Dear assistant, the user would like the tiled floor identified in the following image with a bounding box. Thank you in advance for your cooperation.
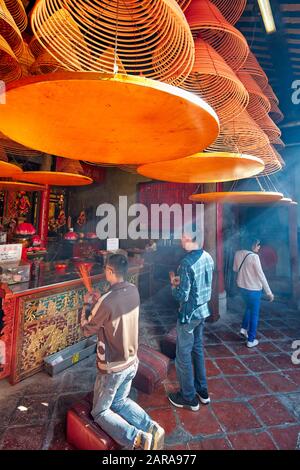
[0,295,299,450]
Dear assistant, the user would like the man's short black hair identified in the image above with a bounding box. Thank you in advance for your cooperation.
[106,254,128,277]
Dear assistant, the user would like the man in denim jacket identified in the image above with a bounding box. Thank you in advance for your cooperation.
[168,234,214,411]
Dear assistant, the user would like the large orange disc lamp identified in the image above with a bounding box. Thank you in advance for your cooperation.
[0,181,45,191]
[0,72,220,165]
[15,171,93,186]
[189,191,284,204]
[30,0,195,86]
[137,152,264,183]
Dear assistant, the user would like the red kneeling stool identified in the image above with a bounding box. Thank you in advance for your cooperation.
[66,397,120,450]
[133,344,170,394]
[160,327,177,359]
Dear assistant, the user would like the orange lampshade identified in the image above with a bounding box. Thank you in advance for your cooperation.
[207,110,270,154]
[184,0,249,70]
[181,38,249,123]
[256,114,281,144]
[4,0,28,33]
[0,150,22,176]
[0,34,22,83]
[189,191,284,204]
[0,72,220,164]
[237,71,271,121]
[16,171,93,186]
[137,152,264,183]
[30,0,195,85]
[239,51,268,90]
[0,0,24,57]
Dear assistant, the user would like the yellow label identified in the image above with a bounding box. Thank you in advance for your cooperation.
[72,352,80,364]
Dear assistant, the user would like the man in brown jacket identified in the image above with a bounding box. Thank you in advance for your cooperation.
[81,254,164,450]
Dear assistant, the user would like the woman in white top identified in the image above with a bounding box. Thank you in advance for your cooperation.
[233,238,274,348]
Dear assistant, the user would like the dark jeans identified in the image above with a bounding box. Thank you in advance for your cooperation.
[175,318,207,402]
[240,288,262,342]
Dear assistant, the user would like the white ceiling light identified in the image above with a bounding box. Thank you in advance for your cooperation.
[257,0,276,33]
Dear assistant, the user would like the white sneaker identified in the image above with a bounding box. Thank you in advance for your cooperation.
[133,431,153,450]
[247,339,259,348]
[240,328,248,339]
[149,421,165,450]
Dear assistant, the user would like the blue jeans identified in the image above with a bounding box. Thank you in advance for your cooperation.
[91,361,153,448]
[175,318,207,402]
[240,288,262,342]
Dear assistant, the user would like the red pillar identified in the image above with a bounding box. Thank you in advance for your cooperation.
[216,183,225,294]
[39,185,50,247]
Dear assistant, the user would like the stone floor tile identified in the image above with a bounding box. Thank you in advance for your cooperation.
[227,375,269,397]
[149,408,177,437]
[9,395,55,426]
[176,406,223,436]
[242,356,277,373]
[205,344,235,358]
[249,395,296,426]
[188,437,232,450]
[207,377,237,400]
[214,358,249,376]
[212,402,262,432]
[228,430,277,450]
[1,425,47,450]
[258,372,299,393]
[269,424,300,450]
[136,385,170,409]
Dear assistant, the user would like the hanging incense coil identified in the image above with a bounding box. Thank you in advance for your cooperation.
[210,0,247,25]
[181,38,249,123]
[30,0,195,85]
[19,42,35,77]
[0,131,45,157]
[237,71,271,121]
[4,0,28,32]
[0,0,23,57]
[256,114,281,144]
[177,0,192,11]
[56,158,85,175]
[30,50,68,75]
[264,83,279,105]
[0,144,8,161]
[0,34,21,82]
[207,111,269,154]
[251,144,284,176]
[184,0,249,71]
[239,51,268,90]
[270,101,284,124]
[272,136,285,149]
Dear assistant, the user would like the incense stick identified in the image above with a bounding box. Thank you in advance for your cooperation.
[76,263,93,293]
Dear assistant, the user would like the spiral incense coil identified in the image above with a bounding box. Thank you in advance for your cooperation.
[176,0,192,11]
[270,101,284,124]
[19,42,35,77]
[0,0,24,57]
[210,0,247,25]
[272,136,285,149]
[56,158,85,175]
[239,50,268,90]
[184,0,249,71]
[256,114,281,144]
[0,144,8,161]
[4,0,28,32]
[31,0,195,85]
[181,38,249,123]
[0,131,45,157]
[252,144,284,176]
[207,111,270,154]
[0,34,21,83]
[237,71,271,121]
[264,83,279,105]
[30,50,68,75]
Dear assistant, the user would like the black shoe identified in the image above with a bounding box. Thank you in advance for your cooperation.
[168,392,199,411]
[196,388,211,405]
